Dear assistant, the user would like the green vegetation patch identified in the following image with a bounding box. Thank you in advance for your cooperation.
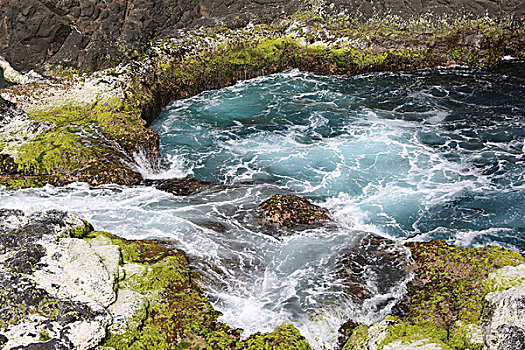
[343,241,523,350]
[0,97,153,187]
[404,240,524,327]
[87,232,311,349]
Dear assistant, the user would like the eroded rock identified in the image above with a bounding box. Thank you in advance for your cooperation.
[483,264,525,350]
[1,0,523,74]
[0,209,108,350]
[338,233,412,301]
[0,209,311,349]
[143,177,228,196]
[258,194,331,230]
[341,240,525,350]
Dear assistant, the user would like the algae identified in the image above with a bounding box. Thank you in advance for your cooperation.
[1,10,523,189]
[90,232,311,349]
[342,240,525,349]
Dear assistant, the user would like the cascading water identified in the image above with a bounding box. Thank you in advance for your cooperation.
[1,61,524,349]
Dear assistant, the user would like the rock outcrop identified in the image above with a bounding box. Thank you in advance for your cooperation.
[258,194,331,230]
[0,209,107,349]
[341,240,525,350]
[483,264,525,350]
[0,0,294,74]
[143,177,229,196]
[339,233,412,301]
[0,209,310,349]
[0,5,524,189]
[0,68,157,187]
[1,0,524,74]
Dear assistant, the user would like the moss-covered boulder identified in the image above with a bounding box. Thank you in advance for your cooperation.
[258,194,331,231]
[342,240,525,350]
[0,209,311,349]
[0,74,159,188]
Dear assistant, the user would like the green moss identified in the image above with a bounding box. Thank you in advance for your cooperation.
[120,255,188,294]
[380,321,450,348]
[62,219,92,239]
[404,241,524,327]
[4,177,48,189]
[39,329,51,342]
[447,321,483,350]
[241,324,310,350]
[0,94,151,188]
[343,242,523,349]
[483,264,525,293]
[95,232,311,349]
[341,325,369,350]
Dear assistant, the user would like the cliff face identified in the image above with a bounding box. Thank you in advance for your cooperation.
[1,0,524,73]
[0,0,299,73]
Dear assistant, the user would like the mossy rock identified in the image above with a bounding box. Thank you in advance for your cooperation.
[402,240,524,327]
[258,194,331,230]
[342,240,525,350]
[92,232,311,349]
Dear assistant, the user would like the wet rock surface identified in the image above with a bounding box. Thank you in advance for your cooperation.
[0,209,310,349]
[258,194,331,230]
[143,177,229,196]
[338,233,412,301]
[341,240,525,350]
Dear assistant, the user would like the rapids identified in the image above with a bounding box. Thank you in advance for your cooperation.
[1,62,524,349]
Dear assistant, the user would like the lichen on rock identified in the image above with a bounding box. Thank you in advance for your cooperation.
[258,194,331,230]
[0,209,312,349]
[341,240,525,350]
[1,3,523,190]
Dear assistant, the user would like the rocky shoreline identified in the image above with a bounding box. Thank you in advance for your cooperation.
[0,208,312,349]
[1,0,525,349]
[1,204,524,349]
[0,6,524,188]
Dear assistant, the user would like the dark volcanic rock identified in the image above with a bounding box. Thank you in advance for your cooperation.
[198,221,227,233]
[258,194,331,229]
[1,0,524,73]
[0,0,300,73]
[143,177,228,196]
[0,209,104,349]
[338,233,412,301]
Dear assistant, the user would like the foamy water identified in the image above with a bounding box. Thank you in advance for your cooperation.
[1,63,524,349]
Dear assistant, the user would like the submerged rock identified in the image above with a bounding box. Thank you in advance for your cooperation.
[0,209,311,349]
[258,194,331,230]
[338,233,412,301]
[342,240,525,350]
[198,220,228,233]
[143,177,229,196]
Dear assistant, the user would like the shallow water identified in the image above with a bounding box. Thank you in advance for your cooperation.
[1,62,524,349]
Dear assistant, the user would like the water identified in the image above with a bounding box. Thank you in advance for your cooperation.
[1,62,524,349]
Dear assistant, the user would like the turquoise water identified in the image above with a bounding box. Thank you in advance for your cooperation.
[1,62,524,349]
[154,63,525,251]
